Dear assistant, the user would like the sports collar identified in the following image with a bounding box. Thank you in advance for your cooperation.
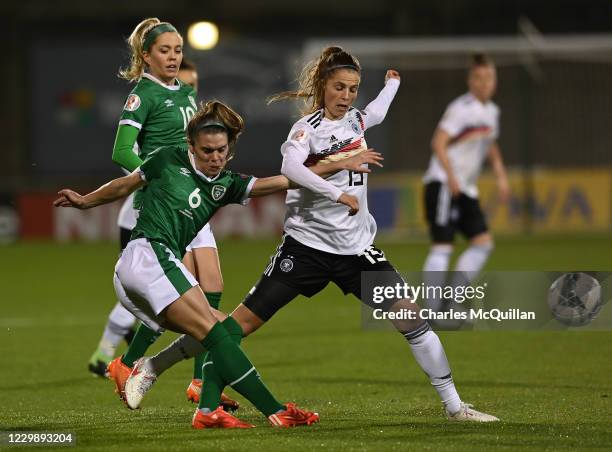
[142,72,181,91]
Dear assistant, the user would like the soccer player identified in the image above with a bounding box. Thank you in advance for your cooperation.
[88,58,204,378]
[422,53,509,314]
[55,100,379,428]
[83,17,231,407]
[126,46,499,422]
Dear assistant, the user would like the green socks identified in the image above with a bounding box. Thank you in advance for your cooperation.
[198,316,238,411]
[121,323,161,368]
[201,320,284,417]
[193,292,222,381]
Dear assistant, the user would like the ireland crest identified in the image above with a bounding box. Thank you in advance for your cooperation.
[211,185,226,201]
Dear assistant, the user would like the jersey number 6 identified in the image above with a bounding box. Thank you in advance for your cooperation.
[189,188,202,208]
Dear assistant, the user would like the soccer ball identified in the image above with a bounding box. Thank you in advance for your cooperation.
[547,272,602,327]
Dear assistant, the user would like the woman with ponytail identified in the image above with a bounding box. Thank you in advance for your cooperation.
[201,46,499,423]
[86,18,231,412]
[55,99,378,428]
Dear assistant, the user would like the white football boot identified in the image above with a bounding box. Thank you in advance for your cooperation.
[124,358,157,410]
[447,402,500,422]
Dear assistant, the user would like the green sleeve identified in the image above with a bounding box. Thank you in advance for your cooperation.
[139,148,166,181]
[226,172,255,204]
[111,125,144,172]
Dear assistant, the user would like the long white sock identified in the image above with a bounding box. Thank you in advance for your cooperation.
[107,302,137,335]
[452,242,493,284]
[97,303,138,356]
[423,245,453,312]
[149,334,204,376]
[404,324,461,414]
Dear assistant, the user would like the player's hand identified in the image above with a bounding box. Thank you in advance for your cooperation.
[385,69,400,82]
[53,189,87,209]
[448,177,461,198]
[497,178,511,203]
[337,193,359,216]
[342,149,384,173]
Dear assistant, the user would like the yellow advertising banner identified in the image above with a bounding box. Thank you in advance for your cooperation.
[372,168,611,235]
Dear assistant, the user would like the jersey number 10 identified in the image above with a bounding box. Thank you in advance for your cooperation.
[179,106,196,130]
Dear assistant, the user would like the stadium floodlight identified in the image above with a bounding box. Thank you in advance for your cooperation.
[187,22,219,50]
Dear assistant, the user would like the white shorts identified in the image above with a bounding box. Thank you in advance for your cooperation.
[117,193,139,230]
[185,222,217,252]
[113,238,198,333]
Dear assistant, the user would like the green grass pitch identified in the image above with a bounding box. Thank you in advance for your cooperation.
[0,234,611,451]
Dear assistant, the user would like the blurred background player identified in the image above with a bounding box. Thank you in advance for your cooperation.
[422,53,509,314]
[88,58,202,377]
[126,46,499,422]
[56,100,321,429]
[86,18,230,408]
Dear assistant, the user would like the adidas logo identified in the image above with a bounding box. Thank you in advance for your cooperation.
[329,135,338,143]
[164,99,174,107]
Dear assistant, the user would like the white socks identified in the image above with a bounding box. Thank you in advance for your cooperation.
[423,245,453,311]
[452,242,493,285]
[99,302,137,353]
[149,334,204,376]
[423,244,453,273]
[405,326,461,414]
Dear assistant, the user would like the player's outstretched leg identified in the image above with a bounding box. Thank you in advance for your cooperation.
[165,290,318,427]
[125,317,239,412]
[400,316,499,422]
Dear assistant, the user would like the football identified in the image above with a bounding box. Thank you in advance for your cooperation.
[547,272,602,326]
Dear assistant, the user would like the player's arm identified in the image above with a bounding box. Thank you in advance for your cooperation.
[431,127,461,197]
[362,70,401,129]
[53,171,145,210]
[487,141,510,202]
[249,150,384,197]
[111,125,144,172]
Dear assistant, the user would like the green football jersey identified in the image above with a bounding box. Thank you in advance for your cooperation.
[131,146,255,258]
[119,73,197,160]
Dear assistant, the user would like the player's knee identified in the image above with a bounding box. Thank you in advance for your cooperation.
[469,233,493,249]
[431,243,454,253]
[231,304,265,337]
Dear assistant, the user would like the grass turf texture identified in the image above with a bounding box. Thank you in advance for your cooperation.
[0,235,611,451]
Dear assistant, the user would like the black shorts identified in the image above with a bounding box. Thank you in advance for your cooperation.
[243,234,406,321]
[424,181,488,243]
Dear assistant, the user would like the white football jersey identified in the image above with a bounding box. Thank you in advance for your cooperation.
[423,92,500,198]
[281,79,400,255]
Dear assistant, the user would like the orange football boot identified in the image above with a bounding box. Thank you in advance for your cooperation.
[186,379,240,412]
[106,356,132,401]
[192,407,254,429]
[268,403,320,427]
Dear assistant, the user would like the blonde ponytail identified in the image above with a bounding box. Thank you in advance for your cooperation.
[268,46,361,115]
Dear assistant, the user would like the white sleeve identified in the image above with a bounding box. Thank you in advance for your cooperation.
[493,107,501,139]
[438,103,466,137]
[362,78,400,130]
[280,124,343,202]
